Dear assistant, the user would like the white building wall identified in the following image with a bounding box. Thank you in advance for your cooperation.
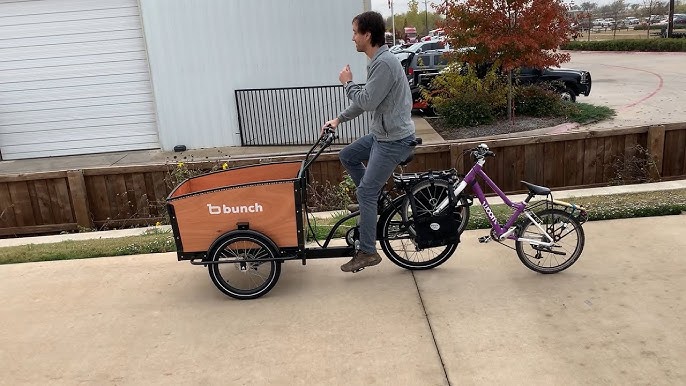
[139,0,371,151]
[0,0,159,160]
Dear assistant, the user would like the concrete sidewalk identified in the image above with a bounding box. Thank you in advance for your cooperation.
[1,179,684,248]
[1,214,684,384]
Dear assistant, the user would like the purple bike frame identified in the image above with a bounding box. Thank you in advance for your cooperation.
[456,160,526,240]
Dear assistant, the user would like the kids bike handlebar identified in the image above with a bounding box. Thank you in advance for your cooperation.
[470,143,496,160]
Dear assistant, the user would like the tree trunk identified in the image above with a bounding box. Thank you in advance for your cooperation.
[668,0,675,38]
[507,70,513,122]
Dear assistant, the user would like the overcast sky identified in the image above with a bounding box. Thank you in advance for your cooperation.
[369,0,633,18]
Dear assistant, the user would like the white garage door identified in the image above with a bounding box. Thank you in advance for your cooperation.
[0,0,159,160]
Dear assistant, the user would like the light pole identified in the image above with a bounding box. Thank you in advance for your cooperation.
[391,0,396,45]
[424,0,429,36]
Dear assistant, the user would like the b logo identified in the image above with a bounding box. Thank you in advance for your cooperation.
[207,203,264,215]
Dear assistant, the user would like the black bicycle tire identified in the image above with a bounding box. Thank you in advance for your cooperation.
[208,232,281,300]
[379,204,458,270]
[515,209,585,274]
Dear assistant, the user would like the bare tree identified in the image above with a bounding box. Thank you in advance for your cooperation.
[580,2,598,41]
[608,0,626,39]
[642,0,665,37]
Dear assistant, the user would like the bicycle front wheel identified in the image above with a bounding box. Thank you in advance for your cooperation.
[515,209,585,274]
[379,203,458,270]
[208,231,281,300]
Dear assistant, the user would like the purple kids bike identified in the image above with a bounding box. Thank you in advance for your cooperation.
[381,143,587,274]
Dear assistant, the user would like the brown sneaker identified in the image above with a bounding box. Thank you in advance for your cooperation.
[341,250,382,272]
[346,203,359,213]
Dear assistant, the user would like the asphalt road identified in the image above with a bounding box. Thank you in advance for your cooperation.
[566,51,686,130]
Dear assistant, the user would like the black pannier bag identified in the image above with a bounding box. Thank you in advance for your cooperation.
[413,208,463,248]
[401,170,464,249]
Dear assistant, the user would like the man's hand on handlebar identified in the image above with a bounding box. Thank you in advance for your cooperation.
[321,118,339,136]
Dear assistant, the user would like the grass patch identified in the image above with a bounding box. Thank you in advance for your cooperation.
[0,228,176,265]
[566,102,616,124]
[306,211,357,241]
[1,189,684,264]
[467,188,686,229]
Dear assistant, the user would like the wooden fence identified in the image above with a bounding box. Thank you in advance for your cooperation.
[1,123,685,238]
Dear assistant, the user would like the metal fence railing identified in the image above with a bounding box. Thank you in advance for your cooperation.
[235,85,372,146]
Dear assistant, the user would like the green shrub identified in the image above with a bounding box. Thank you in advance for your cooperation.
[632,25,659,30]
[425,65,508,127]
[515,84,564,117]
[563,102,616,123]
[562,39,686,52]
[307,173,355,211]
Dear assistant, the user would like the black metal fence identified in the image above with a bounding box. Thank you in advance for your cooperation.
[235,85,372,146]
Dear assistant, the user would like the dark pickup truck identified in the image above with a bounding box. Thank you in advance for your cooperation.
[517,67,592,102]
[398,49,593,109]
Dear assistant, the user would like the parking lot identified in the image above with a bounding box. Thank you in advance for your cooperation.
[566,51,686,130]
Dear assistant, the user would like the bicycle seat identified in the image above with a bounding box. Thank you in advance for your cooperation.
[399,137,422,166]
[521,181,551,196]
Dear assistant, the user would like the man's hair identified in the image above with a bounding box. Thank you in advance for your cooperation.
[353,11,386,47]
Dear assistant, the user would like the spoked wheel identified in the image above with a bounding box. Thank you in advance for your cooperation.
[380,203,458,270]
[208,231,281,300]
[515,209,585,274]
[402,179,470,235]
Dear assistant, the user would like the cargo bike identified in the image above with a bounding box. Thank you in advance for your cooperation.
[167,129,587,300]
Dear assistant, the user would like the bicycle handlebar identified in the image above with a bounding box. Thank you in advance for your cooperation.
[299,125,339,177]
[466,143,496,160]
[321,125,338,146]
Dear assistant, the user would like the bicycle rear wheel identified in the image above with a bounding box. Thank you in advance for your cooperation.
[515,209,585,274]
[379,203,457,270]
[401,179,470,235]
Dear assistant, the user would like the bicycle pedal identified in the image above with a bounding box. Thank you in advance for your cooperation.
[478,235,491,243]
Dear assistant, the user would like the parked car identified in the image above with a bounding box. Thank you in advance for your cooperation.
[516,67,592,102]
[625,17,640,26]
[393,40,448,61]
[403,52,592,111]
[397,48,453,112]
[658,13,686,26]
[593,18,611,28]
[658,14,686,37]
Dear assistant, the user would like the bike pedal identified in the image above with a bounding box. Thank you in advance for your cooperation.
[478,235,491,243]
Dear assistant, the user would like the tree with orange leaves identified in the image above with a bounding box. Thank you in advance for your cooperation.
[436,0,574,120]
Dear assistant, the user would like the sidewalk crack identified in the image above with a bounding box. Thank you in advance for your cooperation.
[412,271,451,386]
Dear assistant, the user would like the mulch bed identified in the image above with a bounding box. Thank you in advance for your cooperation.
[427,116,568,140]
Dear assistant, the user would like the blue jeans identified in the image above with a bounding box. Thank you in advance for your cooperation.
[339,133,415,254]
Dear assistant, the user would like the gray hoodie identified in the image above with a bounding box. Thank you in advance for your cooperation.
[337,45,415,141]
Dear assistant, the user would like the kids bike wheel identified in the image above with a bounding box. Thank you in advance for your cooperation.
[515,209,585,274]
[402,179,470,235]
[208,231,281,300]
[380,204,458,270]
